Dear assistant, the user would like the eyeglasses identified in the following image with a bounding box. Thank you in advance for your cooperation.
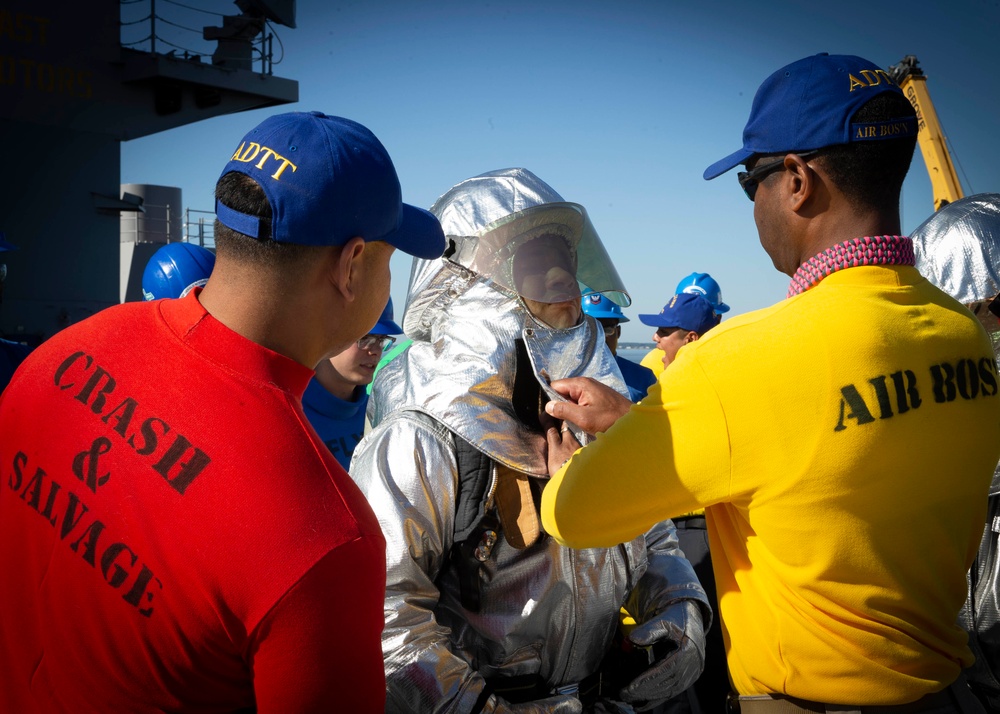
[737,150,821,202]
[655,326,683,339]
[357,334,396,352]
[599,321,619,336]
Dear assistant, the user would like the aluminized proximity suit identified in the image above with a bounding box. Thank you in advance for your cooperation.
[912,193,1000,710]
[351,169,710,713]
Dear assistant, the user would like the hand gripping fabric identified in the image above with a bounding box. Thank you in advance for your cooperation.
[620,600,705,711]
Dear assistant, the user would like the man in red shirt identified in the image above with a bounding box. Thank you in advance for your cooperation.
[0,112,444,713]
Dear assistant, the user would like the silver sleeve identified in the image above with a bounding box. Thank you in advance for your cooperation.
[350,410,490,714]
[627,520,712,629]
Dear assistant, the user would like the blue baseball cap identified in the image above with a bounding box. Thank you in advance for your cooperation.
[581,290,629,323]
[704,53,918,180]
[675,272,729,314]
[639,293,717,335]
[216,111,445,259]
[371,297,403,335]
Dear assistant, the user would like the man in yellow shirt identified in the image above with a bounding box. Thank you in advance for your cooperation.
[640,273,728,377]
[639,292,718,372]
[541,53,1000,712]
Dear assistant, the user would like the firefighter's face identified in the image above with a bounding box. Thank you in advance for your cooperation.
[513,235,581,329]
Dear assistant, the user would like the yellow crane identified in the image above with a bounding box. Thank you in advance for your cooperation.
[887,55,965,211]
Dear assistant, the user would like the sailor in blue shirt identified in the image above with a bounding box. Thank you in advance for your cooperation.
[303,298,402,470]
[581,291,655,403]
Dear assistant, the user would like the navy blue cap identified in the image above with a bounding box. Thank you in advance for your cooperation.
[216,112,445,259]
[639,293,717,335]
[371,297,402,335]
[704,53,917,180]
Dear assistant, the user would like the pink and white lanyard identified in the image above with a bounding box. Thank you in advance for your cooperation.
[787,235,914,298]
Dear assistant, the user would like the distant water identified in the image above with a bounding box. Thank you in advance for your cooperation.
[617,345,654,365]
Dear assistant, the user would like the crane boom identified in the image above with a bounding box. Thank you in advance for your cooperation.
[887,55,964,211]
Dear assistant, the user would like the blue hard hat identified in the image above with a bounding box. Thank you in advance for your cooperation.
[372,297,403,334]
[675,272,729,314]
[581,290,629,323]
[142,243,216,300]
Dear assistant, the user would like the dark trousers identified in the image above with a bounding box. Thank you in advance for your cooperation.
[671,516,729,714]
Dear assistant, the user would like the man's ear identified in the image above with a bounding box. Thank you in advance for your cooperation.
[330,237,366,302]
[784,153,816,213]
[685,331,700,344]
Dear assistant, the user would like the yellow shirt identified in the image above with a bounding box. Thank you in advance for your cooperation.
[642,349,705,519]
[542,266,1000,704]
[639,347,665,377]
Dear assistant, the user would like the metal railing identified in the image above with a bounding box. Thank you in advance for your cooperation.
[120,204,214,248]
[184,209,216,248]
[120,0,283,76]
[121,202,178,243]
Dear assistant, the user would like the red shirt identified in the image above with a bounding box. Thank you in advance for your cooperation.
[0,292,387,712]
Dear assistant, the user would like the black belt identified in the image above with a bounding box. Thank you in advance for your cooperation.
[674,515,707,529]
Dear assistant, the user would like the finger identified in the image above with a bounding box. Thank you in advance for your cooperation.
[545,426,562,450]
[547,377,583,400]
[548,398,607,436]
[544,399,566,419]
[547,427,579,475]
[545,399,585,425]
[538,406,558,432]
[560,426,581,450]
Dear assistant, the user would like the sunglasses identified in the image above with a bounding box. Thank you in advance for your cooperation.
[737,150,821,202]
[655,326,683,339]
[357,334,396,352]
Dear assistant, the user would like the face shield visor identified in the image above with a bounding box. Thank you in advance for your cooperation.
[453,202,630,308]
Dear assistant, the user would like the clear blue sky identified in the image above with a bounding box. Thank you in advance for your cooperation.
[121,0,1000,343]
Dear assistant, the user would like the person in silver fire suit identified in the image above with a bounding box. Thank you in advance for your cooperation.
[351,168,710,714]
[910,193,1000,711]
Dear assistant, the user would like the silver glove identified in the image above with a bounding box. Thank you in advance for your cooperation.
[619,600,705,711]
[485,693,584,714]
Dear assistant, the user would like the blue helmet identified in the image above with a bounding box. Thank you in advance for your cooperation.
[581,290,629,323]
[675,272,729,314]
[372,297,403,334]
[142,243,216,301]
